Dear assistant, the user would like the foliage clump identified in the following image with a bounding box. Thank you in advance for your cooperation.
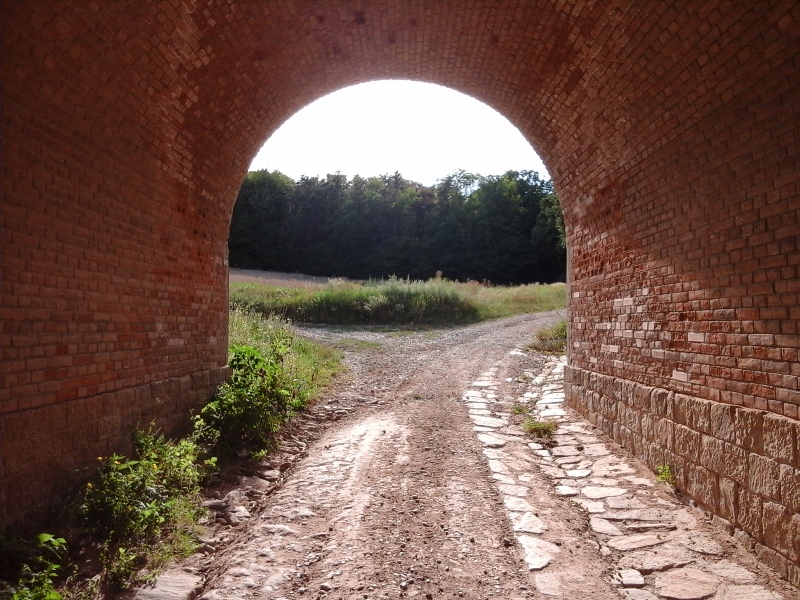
[0,532,67,600]
[528,319,567,354]
[522,418,557,440]
[80,429,210,589]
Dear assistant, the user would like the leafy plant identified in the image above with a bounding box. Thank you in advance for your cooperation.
[80,429,208,589]
[194,343,293,452]
[511,403,528,415]
[522,418,557,440]
[656,465,676,487]
[2,533,67,600]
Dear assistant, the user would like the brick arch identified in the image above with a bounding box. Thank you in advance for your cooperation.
[1,0,799,583]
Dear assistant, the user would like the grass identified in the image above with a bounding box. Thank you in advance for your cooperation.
[522,418,557,440]
[528,319,568,354]
[510,403,529,415]
[229,277,566,326]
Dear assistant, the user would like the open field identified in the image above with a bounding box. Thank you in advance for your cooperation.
[229,269,567,326]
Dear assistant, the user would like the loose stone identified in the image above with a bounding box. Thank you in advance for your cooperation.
[573,498,606,513]
[566,469,592,478]
[555,485,578,497]
[503,496,535,512]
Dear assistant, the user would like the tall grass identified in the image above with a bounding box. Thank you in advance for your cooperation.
[230,277,566,326]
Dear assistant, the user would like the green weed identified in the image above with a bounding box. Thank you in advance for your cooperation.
[511,403,529,415]
[0,533,67,600]
[528,319,567,354]
[655,465,676,487]
[522,418,557,440]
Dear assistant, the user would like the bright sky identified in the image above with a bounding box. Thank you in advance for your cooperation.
[249,80,549,186]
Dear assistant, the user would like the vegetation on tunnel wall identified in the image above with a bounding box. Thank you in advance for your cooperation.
[228,170,566,284]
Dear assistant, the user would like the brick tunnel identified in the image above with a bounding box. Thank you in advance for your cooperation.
[1,0,799,585]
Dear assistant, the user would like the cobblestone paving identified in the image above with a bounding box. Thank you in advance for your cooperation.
[467,354,794,600]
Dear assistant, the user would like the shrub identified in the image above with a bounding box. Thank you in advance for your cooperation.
[194,343,293,452]
[0,533,66,600]
[80,429,208,589]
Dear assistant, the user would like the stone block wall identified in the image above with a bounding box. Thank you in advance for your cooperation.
[566,370,800,587]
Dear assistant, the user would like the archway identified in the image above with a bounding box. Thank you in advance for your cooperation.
[1,0,798,581]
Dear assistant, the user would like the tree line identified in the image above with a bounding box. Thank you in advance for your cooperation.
[228,169,566,284]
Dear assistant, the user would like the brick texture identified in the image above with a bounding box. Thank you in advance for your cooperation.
[1,0,798,579]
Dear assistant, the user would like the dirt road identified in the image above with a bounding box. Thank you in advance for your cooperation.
[171,312,793,600]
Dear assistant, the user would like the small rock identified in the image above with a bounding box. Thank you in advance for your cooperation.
[555,485,578,497]
[279,461,293,472]
[616,569,645,588]
[320,582,333,592]
[654,567,721,599]
[573,498,606,513]
[259,470,281,481]
[201,499,227,510]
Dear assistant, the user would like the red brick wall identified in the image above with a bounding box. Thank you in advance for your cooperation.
[1,0,798,580]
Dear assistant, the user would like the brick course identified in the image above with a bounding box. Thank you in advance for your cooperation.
[1,0,798,581]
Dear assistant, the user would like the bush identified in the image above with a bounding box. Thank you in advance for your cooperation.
[0,533,66,600]
[80,430,209,589]
[194,343,293,452]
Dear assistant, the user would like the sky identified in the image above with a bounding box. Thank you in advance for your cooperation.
[248,80,549,186]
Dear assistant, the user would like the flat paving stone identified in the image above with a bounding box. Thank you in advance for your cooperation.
[566,469,592,478]
[534,572,562,596]
[617,548,693,573]
[470,415,506,428]
[491,472,515,485]
[654,567,721,599]
[504,496,535,512]
[477,433,507,448]
[130,570,202,600]
[706,560,757,583]
[517,535,560,571]
[550,446,581,457]
[616,568,645,588]
[606,533,667,551]
[573,498,606,513]
[589,517,623,536]
[712,584,783,599]
[509,511,548,534]
[581,486,628,499]
[582,443,610,456]
[468,408,491,415]
[555,485,579,497]
[621,591,658,600]
[498,483,530,497]
[677,534,723,556]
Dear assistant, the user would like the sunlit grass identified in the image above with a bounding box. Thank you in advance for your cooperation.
[229,277,566,326]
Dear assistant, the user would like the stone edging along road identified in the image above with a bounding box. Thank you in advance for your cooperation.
[465,355,793,600]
